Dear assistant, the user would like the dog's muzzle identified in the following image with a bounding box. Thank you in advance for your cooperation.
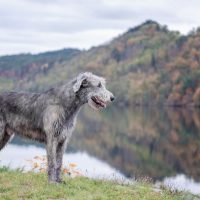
[91,96,107,108]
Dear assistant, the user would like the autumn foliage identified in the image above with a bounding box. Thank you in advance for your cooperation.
[26,156,83,177]
[0,20,199,106]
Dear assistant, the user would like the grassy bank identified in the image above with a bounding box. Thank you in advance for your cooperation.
[0,167,198,200]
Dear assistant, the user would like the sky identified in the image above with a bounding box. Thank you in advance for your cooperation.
[0,0,200,56]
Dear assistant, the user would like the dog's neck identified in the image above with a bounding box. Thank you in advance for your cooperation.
[53,82,87,118]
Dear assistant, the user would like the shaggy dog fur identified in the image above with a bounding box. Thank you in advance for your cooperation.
[0,72,114,183]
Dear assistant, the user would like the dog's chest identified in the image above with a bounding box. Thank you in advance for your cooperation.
[58,117,76,141]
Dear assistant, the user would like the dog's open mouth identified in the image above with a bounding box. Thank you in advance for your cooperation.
[91,96,106,108]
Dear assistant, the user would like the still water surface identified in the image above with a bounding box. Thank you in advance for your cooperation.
[1,106,200,194]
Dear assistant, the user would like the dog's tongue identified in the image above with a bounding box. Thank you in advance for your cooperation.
[92,96,107,108]
[98,98,107,108]
[101,102,106,108]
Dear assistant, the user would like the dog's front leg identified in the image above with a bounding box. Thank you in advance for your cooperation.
[56,139,68,182]
[43,105,65,183]
[46,135,58,183]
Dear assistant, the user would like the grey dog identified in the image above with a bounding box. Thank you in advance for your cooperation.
[0,72,114,183]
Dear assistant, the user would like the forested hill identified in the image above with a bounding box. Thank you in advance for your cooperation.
[0,20,200,106]
[0,48,81,90]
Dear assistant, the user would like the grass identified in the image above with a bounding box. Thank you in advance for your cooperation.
[0,168,198,200]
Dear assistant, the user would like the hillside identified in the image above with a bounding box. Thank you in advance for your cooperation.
[0,48,80,91]
[0,20,199,106]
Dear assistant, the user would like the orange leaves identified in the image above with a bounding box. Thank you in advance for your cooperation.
[63,168,70,174]
[62,163,83,177]
[69,163,77,168]
[26,155,83,177]
[26,155,47,172]
[39,168,46,173]
[33,162,40,169]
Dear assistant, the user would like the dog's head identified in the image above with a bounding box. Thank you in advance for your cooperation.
[73,72,114,110]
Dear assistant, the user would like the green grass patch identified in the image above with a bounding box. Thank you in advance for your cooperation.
[0,169,196,200]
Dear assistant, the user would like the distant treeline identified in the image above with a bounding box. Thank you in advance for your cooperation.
[0,20,200,106]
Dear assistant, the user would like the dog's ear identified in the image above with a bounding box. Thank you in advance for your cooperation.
[73,73,88,93]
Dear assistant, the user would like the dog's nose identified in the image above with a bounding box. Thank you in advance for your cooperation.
[110,96,115,102]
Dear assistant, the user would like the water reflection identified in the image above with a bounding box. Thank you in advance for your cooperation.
[71,106,200,182]
[163,174,200,195]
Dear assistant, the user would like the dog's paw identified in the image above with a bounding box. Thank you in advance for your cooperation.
[56,179,67,185]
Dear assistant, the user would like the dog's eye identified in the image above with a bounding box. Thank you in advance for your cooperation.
[98,82,102,88]
[81,79,88,88]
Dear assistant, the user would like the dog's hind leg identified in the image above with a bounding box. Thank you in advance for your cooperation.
[0,128,14,151]
[0,123,5,150]
[0,116,14,150]
[0,131,13,150]
[0,115,5,150]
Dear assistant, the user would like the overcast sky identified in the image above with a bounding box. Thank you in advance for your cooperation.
[0,0,199,55]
